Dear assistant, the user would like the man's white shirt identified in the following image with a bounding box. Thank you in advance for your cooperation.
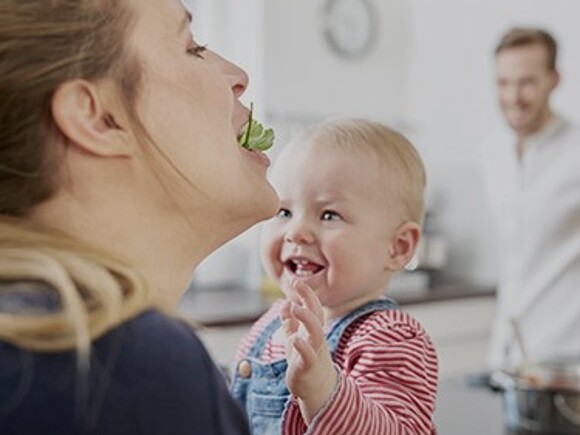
[481,115,580,368]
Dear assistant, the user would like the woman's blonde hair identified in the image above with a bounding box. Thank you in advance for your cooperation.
[0,1,153,355]
[295,118,427,224]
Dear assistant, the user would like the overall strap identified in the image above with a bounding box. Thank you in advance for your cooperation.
[325,298,398,356]
[245,315,282,359]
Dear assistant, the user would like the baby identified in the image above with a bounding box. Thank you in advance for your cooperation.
[231,118,439,434]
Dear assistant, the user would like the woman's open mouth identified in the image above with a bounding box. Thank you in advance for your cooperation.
[236,103,275,152]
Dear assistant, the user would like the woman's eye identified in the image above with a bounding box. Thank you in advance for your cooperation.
[187,38,207,59]
[277,208,292,219]
[321,210,341,221]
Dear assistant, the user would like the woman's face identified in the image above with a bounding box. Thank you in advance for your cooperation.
[126,0,278,237]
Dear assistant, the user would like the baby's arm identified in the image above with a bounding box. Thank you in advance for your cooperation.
[282,295,439,435]
[280,281,338,423]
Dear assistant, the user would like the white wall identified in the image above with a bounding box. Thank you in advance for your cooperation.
[189,0,580,289]
[405,0,580,284]
[263,0,411,122]
[187,0,267,290]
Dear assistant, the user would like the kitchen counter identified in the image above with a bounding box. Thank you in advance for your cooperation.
[436,375,504,434]
[436,374,545,435]
[179,282,495,327]
[182,284,518,433]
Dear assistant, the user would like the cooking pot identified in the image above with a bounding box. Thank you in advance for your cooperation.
[490,359,580,434]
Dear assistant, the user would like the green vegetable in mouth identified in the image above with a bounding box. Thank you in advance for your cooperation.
[237,103,275,151]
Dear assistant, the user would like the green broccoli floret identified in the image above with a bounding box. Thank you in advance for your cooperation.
[237,103,275,151]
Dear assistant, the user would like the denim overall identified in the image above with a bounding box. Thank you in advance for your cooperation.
[231,298,398,435]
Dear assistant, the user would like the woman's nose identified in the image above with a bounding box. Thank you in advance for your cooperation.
[231,66,249,98]
[214,52,249,98]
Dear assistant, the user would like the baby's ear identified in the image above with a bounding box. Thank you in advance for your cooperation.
[385,221,421,271]
[51,79,131,157]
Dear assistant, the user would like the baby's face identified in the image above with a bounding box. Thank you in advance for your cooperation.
[260,143,404,319]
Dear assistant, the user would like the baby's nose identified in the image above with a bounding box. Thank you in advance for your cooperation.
[284,221,315,245]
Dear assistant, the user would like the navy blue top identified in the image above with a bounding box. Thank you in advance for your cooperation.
[0,309,250,435]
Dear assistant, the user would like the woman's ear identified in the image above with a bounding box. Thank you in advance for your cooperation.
[51,79,131,157]
[385,221,421,271]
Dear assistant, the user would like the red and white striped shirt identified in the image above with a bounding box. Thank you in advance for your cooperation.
[235,300,439,435]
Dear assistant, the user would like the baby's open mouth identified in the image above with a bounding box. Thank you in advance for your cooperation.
[284,258,324,277]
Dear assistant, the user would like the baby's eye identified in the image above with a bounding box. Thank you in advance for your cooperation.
[277,208,292,219]
[321,210,341,221]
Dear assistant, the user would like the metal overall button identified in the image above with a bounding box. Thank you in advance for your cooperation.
[237,359,252,378]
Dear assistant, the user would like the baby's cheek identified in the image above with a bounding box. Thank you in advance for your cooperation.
[273,258,285,281]
[261,241,283,279]
[259,234,276,265]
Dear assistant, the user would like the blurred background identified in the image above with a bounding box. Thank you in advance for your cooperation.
[178,2,580,432]
[187,0,580,291]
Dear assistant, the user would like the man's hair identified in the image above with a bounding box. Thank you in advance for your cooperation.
[495,27,558,70]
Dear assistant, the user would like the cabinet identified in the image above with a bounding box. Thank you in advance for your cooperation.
[405,297,496,377]
[196,325,250,369]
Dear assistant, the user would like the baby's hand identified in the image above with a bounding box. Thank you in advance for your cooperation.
[280,281,338,423]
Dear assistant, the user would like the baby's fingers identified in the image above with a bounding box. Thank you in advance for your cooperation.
[280,300,299,336]
[291,303,325,348]
[293,281,324,325]
[289,335,317,370]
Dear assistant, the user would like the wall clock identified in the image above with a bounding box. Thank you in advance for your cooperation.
[322,0,378,59]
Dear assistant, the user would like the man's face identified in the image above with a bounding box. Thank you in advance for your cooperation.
[496,44,559,138]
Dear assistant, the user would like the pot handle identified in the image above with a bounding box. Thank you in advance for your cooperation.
[554,394,580,426]
[488,370,516,392]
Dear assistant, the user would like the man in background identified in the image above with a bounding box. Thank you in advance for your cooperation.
[482,27,580,368]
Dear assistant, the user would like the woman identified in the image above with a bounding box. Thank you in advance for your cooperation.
[0,0,278,434]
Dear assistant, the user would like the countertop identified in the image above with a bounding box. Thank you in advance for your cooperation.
[178,281,495,327]
[180,284,518,432]
[436,375,505,434]
[436,375,548,435]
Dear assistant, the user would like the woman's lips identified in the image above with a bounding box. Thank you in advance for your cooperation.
[246,148,271,167]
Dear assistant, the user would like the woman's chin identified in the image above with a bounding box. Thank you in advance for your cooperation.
[251,182,280,222]
[233,188,278,230]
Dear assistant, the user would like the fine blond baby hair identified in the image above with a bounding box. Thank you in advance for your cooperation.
[288,117,427,225]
